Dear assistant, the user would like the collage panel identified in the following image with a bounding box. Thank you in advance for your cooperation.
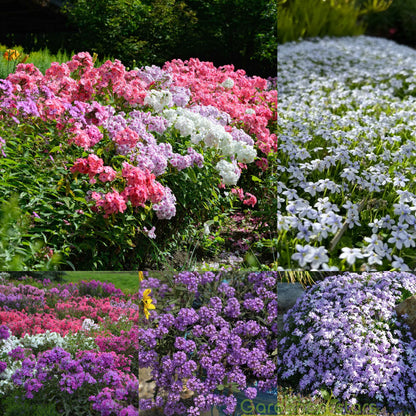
[277,4,416,413]
[139,270,278,416]
[278,271,416,416]
[0,2,278,416]
[0,271,139,415]
[277,31,416,272]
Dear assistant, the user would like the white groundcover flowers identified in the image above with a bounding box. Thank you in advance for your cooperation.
[278,36,416,271]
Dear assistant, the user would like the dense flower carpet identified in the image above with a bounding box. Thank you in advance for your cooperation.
[278,36,416,271]
[278,272,416,414]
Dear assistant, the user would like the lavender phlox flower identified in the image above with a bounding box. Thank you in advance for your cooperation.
[0,326,10,341]
[278,272,416,413]
[339,247,364,265]
[152,186,176,219]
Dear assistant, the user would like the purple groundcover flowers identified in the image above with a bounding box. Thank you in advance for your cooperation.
[139,271,277,416]
[278,272,416,414]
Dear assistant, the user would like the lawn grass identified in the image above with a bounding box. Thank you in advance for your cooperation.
[277,385,397,415]
[62,271,138,293]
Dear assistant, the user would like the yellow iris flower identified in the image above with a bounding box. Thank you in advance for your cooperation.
[142,288,155,319]
[138,271,144,282]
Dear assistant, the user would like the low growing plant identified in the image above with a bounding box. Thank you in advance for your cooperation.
[278,272,416,414]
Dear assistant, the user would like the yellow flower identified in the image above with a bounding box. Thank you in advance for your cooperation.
[138,271,144,282]
[3,49,20,61]
[142,288,155,320]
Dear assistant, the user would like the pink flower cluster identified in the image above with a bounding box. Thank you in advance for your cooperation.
[95,325,139,357]
[0,282,138,337]
[0,52,272,229]
[70,154,116,184]
[231,187,257,207]
[0,309,83,337]
[52,296,139,325]
[7,52,148,107]
[163,58,277,155]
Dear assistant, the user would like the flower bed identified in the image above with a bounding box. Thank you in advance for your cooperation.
[277,36,416,270]
[0,276,138,415]
[278,272,416,414]
[0,53,276,270]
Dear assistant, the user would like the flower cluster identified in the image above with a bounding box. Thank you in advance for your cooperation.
[139,271,277,416]
[277,36,416,270]
[163,58,277,155]
[278,272,416,413]
[0,280,138,337]
[0,278,138,414]
[0,52,266,237]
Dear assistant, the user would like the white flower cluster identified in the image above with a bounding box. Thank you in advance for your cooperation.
[163,107,256,185]
[220,78,235,89]
[215,159,241,186]
[278,36,416,270]
[81,318,101,331]
[144,90,173,113]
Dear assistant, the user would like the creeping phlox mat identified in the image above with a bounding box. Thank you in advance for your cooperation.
[277,36,416,271]
[278,271,416,414]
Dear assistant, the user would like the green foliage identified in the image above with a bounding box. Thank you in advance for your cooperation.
[0,196,61,271]
[60,0,276,76]
[61,272,138,293]
[61,0,196,68]
[362,0,416,48]
[278,0,392,44]
[182,0,277,76]
[0,395,60,416]
[3,271,65,282]
[0,44,110,78]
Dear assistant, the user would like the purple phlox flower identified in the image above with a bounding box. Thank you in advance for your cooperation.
[224,297,241,318]
[24,378,43,399]
[0,324,10,340]
[8,347,25,361]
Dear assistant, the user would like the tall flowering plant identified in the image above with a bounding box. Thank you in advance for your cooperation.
[0,53,272,269]
[138,271,277,415]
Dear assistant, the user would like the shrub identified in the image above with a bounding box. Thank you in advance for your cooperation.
[278,0,392,44]
[362,0,416,48]
[60,0,276,77]
[0,52,274,270]
[61,0,196,68]
[178,0,277,77]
